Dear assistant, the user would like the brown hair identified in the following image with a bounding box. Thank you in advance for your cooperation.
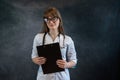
[41,7,65,36]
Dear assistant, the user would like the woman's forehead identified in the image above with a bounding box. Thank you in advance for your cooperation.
[45,14,57,18]
[44,11,58,17]
[47,16,58,18]
[47,16,52,18]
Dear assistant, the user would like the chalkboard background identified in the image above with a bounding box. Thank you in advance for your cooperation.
[0,0,119,80]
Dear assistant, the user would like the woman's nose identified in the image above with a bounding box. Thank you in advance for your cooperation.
[49,20,54,24]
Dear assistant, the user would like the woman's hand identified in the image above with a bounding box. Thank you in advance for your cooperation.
[56,59,76,69]
[56,60,68,69]
[32,57,46,65]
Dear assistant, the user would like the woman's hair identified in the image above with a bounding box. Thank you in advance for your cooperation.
[41,7,65,36]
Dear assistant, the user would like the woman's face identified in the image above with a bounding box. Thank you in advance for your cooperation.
[44,16,60,31]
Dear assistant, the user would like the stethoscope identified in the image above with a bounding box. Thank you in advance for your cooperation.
[42,32,65,48]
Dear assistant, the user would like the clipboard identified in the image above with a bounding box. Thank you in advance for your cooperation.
[36,42,64,74]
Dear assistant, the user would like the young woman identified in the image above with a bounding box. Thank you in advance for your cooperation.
[31,7,77,80]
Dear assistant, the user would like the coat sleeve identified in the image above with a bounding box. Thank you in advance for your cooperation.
[66,37,77,64]
[31,35,39,58]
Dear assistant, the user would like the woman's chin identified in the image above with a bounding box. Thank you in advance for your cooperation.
[49,27,56,30]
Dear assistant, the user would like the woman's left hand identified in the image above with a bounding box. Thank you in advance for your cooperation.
[56,60,68,69]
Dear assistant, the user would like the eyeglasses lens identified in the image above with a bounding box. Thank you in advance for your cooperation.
[44,17,58,23]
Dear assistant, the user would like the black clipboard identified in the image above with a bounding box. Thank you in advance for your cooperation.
[36,42,64,74]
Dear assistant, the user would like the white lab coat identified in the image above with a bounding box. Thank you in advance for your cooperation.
[31,33,77,80]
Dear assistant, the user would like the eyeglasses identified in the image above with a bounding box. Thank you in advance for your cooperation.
[44,17,58,23]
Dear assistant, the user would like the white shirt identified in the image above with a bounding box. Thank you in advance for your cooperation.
[31,33,77,80]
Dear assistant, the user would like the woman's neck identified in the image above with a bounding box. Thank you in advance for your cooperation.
[49,30,59,41]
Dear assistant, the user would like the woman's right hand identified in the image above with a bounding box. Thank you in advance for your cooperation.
[32,57,46,65]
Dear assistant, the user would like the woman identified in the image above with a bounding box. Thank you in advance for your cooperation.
[31,7,77,80]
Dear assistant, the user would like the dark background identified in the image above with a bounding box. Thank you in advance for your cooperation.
[0,0,120,80]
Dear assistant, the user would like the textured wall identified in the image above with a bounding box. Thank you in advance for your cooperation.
[0,0,119,80]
